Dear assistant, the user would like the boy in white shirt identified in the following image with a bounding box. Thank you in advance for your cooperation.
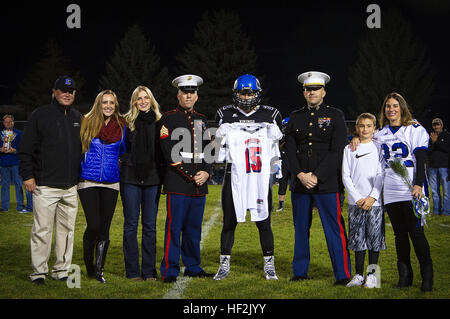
[342,113,385,288]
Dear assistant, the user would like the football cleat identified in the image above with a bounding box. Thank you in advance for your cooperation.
[264,256,278,280]
[276,201,284,212]
[213,255,230,280]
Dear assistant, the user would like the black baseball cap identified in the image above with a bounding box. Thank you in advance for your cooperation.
[53,76,76,91]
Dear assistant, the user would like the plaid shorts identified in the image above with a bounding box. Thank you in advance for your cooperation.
[347,205,386,252]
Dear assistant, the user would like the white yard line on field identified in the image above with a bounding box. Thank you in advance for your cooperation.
[163,203,221,299]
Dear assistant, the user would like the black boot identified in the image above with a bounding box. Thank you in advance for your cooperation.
[95,240,110,284]
[83,237,96,278]
[420,263,433,292]
[396,261,413,288]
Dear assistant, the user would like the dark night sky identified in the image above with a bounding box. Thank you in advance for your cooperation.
[1,0,449,126]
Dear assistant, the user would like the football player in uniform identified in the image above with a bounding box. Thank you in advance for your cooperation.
[213,74,282,280]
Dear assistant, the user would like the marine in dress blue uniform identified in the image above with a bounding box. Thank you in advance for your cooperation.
[285,71,351,285]
[159,75,213,282]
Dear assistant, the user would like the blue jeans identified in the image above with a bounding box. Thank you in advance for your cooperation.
[1,165,32,211]
[120,183,160,279]
[428,167,450,215]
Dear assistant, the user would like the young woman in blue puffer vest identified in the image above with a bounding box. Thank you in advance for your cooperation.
[78,90,126,283]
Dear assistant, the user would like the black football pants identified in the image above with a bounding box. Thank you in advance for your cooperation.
[220,170,274,256]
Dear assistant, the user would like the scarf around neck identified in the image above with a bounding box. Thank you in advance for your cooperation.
[134,110,156,180]
[96,117,125,144]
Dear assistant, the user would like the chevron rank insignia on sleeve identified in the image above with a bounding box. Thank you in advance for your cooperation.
[160,125,169,139]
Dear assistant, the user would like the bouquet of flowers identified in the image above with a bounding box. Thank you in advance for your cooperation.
[389,158,430,226]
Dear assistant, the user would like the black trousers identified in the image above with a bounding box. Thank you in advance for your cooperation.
[278,164,291,196]
[220,169,274,256]
[385,200,432,267]
[78,187,119,242]
[278,152,290,196]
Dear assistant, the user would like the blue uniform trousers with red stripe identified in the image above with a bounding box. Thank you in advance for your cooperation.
[160,194,206,279]
[291,192,351,281]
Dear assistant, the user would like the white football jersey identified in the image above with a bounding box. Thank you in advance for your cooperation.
[373,123,429,205]
[216,122,283,222]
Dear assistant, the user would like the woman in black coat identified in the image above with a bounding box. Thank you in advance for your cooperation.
[120,85,163,281]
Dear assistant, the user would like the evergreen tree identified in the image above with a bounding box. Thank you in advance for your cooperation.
[176,10,259,118]
[99,24,171,113]
[349,8,435,121]
[14,39,84,112]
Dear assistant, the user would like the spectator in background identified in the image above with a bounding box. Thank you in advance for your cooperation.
[428,118,450,215]
[1,115,32,213]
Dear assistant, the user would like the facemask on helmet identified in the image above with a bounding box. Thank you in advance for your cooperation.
[232,74,262,111]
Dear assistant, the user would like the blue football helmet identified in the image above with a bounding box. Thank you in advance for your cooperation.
[281,117,290,134]
[232,74,262,111]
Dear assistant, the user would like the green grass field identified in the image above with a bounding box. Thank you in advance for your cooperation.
[0,184,449,299]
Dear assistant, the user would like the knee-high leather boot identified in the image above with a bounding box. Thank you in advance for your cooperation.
[420,263,433,292]
[83,237,96,278]
[396,261,413,287]
[95,240,110,283]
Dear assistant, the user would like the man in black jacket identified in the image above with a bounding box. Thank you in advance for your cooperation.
[285,71,351,285]
[19,76,82,285]
[428,118,450,215]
